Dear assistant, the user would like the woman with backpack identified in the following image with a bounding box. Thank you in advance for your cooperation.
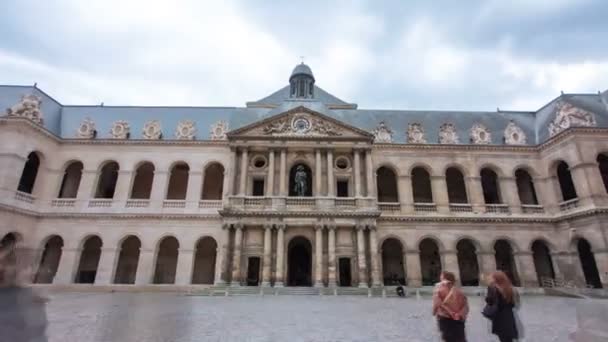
[432,271,469,342]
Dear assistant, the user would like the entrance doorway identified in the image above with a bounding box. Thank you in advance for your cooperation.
[246,257,260,286]
[338,258,352,287]
[287,237,312,286]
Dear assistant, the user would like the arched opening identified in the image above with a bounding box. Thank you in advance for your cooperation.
[494,240,519,286]
[597,154,608,193]
[166,163,190,199]
[192,237,217,284]
[95,162,119,198]
[381,238,405,285]
[202,163,224,200]
[531,240,554,286]
[515,169,538,205]
[577,239,602,288]
[75,236,102,283]
[58,161,83,198]
[114,236,141,284]
[289,163,312,197]
[446,167,468,203]
[457,239,479,286]
[376,167,399,202]
[153,236,179,284]
[412,167,433,203]
[419,238,441,285]
[556,161,577,201]
[130,162,155,199]
[17,152,40,194]
[481,168,502,204]
[34,235,63,284]
[287,236,312,286]
[0,233,19,284]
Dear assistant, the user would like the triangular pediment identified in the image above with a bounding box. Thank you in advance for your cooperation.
[227,106,372,140]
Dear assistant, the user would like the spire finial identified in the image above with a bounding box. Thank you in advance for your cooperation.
[299,55,305,64]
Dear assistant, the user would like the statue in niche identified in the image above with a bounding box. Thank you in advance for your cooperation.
[293,165,308,197]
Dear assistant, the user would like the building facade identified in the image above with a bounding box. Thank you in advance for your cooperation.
[1,64,608,290]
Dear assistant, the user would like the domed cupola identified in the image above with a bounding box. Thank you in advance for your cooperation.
[289,62,315,99]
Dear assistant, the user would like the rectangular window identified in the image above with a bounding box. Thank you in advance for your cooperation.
[337,180,349,197]
[252,179,265,196]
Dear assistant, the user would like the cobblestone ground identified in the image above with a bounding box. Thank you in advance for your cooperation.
[41,292,603,342]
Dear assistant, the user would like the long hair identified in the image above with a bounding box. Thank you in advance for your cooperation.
[490,271,514,303]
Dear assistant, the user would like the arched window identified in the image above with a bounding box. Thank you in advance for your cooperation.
[577,239,602,288]
[17,152,40,194]
[95,162,119,199]
[515,169,538,205]
[289,163,312,197]
[166,163,190,200]
[202,163,225,200]
[412,167,433,203]
[480,168,501,204]
[457,239,479,286]
[114,236,141,284]
[419,238,441,285]
[494,240,519,286]
[0,233,19,283]
[556,161,577,201]
[381,238,405,285]
[531,240,554,286]
[192,237,218,284]
[446,167,468,203]
[597,154,608,193]
[35,235,64,284]
[75,236,102,283]
[153,236,179,284]
[130,162,155,199]
[376,167,399,202]
[58,161,83,198]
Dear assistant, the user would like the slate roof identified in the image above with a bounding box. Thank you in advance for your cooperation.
[1,65,607,145]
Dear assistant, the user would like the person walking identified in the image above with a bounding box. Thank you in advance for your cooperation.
[432,271,469,342]
[483,271,519,342]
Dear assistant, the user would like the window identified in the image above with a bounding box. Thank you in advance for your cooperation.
[337,180,349,197]
[252,179,265,196]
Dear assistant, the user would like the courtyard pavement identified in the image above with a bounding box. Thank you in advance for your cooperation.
[38,292,605,341]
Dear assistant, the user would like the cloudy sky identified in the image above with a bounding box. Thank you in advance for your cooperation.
[1,0,607,111]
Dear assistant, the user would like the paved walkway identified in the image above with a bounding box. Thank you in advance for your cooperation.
[41,292,604,341]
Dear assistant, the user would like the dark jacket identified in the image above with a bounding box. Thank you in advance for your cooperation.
[485,285,519,339]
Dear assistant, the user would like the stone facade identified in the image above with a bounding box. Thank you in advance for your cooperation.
[1,65,608,291]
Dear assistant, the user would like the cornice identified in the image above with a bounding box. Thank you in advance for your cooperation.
[219,209,382,219]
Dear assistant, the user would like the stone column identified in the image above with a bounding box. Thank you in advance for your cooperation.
[175,248,195,285]
[224,148,237,200]
[514,251,537,287]
[53,248,80,284]
[314,223,324,287]
[405,250,422,287]
[441,250,460,285]
[261,224,273,286]
[135,248,155,285]
[500,176,522,214]
[279,149,287,196]
[465,176,485,213]
[570,162,602,207]
[215,224,231,285]
[356,224,368,287]
[275,224,286,286]
[368,226,381,287]
[535,176,560,214]
[327,225,337,287]
[267,150,275,196]
[477,251,496,285]
[150,170,169,208]
[231,224,244,285]
[239,149,248,195]
[76,170,97,200]
[0,153,26,194]
[365,150,375,198]
[327,150,335,196]
[397,175,414,214]
[38,168,63,202]
[186,171,203,208]
[113,170,133,205]
[315,149,322,196]
[431,175,450,214]
[94,248,119,285]
[353,150,362,197]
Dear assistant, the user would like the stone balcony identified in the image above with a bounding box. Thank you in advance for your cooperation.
[225,196,376,213]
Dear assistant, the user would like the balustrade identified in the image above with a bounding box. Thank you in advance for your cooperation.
[125,199,150,208]
[162,200,186,208]
[378,202,400,212]
[448,203,473,213]
[484,204,510,214]
[88,199,113,208]
[559,198,579,211]
[414,202,437,213]
[14,190,35,204]
[521,204,544,214]
[51,199,76,208]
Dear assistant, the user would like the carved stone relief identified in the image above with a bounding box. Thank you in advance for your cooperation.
[371,121,393,143]
[548,101,597,137]
[76,117,96,139]
[262,113,342,136]
[110,120,130,139]
[407,123,427,144]
[504,120,526,145]
[210,120,228,140]
[176,120,196,140]
[6,94,44,125]
[469,123,491,144]
[142,120,162,140]
[438,123,459,144]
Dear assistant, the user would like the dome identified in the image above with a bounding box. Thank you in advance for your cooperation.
[290,63,315,81]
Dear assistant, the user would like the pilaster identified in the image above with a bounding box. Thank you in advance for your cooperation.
[514,251,537,287]
[314,223,324,287]
[368,225,381,287]
[327,150,334,196]
[185,171,203,208]
[135,248,155,285]
[239,148,248,195]
[261,224,273,286]
[397,175,414,214]
[353,150,361,197]
[275,224,286,287]
[356,224,368,287]
[327,224,337,287]
[465,176,485,213]
[500,176,522,214]
[441,250,460,285]
[94,248,119,285]
[431,175,450,214]
[53,248,80,284]
[476,250,496,285]
[175,248,195,285]
[405,249,422,287]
